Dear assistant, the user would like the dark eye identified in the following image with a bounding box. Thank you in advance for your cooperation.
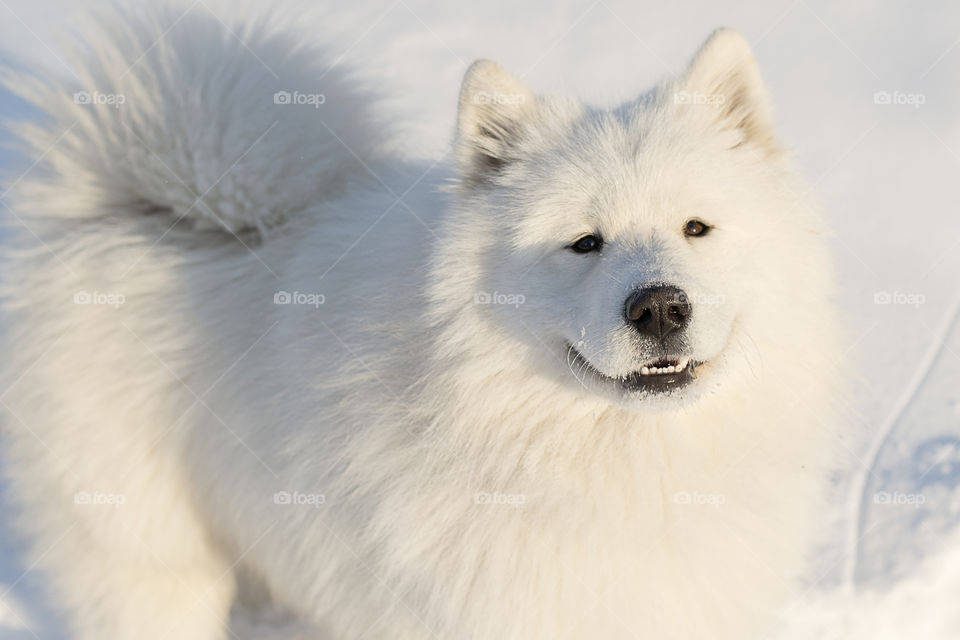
[683,219,710,237]
[570,234,602,254]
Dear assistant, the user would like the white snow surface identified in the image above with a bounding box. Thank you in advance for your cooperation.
[1,0,958,637]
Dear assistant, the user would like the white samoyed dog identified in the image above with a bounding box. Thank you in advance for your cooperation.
[0,5,841,639]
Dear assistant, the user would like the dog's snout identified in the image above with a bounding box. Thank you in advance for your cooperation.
[624,285,692,341]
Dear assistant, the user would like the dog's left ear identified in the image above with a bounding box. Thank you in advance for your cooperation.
[457,60,536,184]
[678,29,780,155]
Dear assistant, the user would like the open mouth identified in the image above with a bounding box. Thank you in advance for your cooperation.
[566,346,701,394]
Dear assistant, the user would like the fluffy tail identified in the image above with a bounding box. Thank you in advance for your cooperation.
[1,2,384,237]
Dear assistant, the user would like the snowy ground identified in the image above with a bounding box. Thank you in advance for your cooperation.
[1,0,958,637]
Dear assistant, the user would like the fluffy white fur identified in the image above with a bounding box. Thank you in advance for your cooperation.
[0,5,841,639]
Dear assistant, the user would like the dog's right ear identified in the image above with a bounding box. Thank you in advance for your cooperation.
[677,29,780,155]
[456,60,536,185]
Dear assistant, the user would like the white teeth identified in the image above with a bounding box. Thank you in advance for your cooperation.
[638,359,692,376]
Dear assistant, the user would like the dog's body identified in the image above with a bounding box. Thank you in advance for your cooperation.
[1,6,841,639]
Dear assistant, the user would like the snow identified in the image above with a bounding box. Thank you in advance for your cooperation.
[776,530,960,639]
[1,0,958,636]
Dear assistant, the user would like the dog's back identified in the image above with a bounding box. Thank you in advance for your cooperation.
[0,6,389,638]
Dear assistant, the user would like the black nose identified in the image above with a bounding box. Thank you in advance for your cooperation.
[624,285,692,341]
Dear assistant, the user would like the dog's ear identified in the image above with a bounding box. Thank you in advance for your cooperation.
[457,60,536,184]
[677,29,779,155]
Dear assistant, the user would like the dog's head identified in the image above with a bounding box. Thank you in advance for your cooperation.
[449,30,825,410]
